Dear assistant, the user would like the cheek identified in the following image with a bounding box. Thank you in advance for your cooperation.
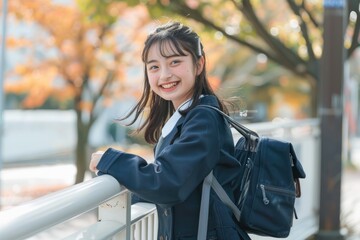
[147,74,158,90]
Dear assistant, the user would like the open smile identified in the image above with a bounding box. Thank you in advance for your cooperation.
[161,81,179,89]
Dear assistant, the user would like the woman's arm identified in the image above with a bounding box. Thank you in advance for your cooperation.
[93,108,225,205]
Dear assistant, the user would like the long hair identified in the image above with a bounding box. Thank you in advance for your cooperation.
[120,21,228,144]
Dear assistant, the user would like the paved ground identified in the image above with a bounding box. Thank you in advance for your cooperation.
[1,138,360,239]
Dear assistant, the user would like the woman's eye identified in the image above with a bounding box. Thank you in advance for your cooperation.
[171,60,180,65]
[148,65,158,71]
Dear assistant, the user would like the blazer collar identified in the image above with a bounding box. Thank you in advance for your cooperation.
[156,95,220,153]
[174,95,220,129]
[161,95,219,138]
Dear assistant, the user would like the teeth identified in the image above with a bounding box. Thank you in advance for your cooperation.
[162,82,177,89]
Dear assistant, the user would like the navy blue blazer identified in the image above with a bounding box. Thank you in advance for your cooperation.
[97,95,250,240]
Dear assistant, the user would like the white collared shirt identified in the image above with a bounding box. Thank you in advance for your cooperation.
[161,99,192,138]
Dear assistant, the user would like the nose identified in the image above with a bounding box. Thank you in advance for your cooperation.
[160,68,173,81]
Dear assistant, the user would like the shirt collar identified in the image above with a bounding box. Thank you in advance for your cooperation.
[161,99,192,138]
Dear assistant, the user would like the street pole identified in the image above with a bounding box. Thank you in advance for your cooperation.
[316,0,346,239]
[0,0,8,209]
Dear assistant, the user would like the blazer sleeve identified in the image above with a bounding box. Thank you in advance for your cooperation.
[96,108,225,205]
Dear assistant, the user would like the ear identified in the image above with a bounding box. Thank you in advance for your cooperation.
[196,56,205,76]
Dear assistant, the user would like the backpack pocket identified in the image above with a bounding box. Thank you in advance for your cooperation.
[246,183,296,238]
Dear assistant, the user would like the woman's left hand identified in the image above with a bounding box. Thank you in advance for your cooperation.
[89,151,105,173]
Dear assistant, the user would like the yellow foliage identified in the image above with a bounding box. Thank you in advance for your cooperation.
[4,83,24,93]
[51,86,76,102]
[65,61,84,80]
[6,0,150,110]
[14,64,32,75]
[22,88,51,108]
[6,37,32,48]
[78,101,94,113]
[6,65,61,108]
[208,75,221,91]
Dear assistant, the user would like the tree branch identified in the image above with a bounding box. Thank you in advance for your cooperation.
[286,0,316,61]
[89,70,115,127]
[174,2,271,55]
[301,0,320,28]
[168,1,309,77]
[233,0,310,76]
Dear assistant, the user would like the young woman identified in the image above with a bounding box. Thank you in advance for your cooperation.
[89,21,250,240]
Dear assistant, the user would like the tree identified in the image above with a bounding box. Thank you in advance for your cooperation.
[125,0,360,117]
[6,0,150,183]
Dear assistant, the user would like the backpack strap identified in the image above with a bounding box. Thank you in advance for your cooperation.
[197,171,213,240]
[197,105,255,238]
[198,105,259,143]
[209,172,241,221]
[198,171,241,240]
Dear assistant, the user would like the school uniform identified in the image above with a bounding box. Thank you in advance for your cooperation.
[96,95,250,240]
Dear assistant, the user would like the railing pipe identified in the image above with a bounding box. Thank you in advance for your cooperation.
[0,175,122,240]
[232,118,320,140]
[245,118,319,133]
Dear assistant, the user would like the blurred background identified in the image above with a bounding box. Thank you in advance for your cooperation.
[0,0,359,239]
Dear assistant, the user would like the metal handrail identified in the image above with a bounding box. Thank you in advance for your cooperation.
[237,118,319,135]
[0,175,123,240]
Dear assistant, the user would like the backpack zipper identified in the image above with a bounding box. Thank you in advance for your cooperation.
[259,184,295,205]
[260,184,270,205]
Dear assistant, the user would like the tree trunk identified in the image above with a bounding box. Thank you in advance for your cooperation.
[75,131,87,183]
[74,109,90,184]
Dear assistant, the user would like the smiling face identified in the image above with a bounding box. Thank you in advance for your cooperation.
[146,41,204,109]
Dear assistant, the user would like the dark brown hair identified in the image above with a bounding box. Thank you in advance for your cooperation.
[120,21,227,144]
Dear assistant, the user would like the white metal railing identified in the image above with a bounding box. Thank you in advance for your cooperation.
[0,175,157,240]
[0,118,320,240]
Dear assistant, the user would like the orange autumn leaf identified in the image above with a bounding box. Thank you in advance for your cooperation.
[7,37,32,48]
[51,87,76,102]
[7,0,152,112]
[22,86,51,108]
[208,75,221,91]
[78,101,93,113]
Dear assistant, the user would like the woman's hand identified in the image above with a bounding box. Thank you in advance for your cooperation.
[89,151,105,173]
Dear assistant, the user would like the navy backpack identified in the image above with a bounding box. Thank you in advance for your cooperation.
[197,105,306,239]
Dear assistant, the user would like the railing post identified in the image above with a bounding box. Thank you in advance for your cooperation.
[99,191,132,240]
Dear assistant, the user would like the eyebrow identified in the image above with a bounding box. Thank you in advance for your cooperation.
[146,59,157,64]
[146,54,183,64]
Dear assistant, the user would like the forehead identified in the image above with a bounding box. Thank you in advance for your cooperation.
[146,40,188,61]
